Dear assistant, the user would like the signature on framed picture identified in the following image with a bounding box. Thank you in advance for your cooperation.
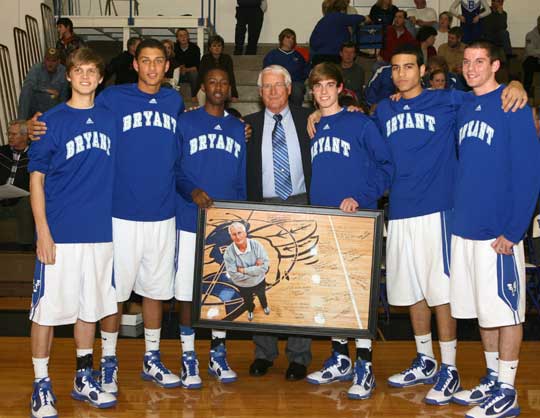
[192,201,383,338]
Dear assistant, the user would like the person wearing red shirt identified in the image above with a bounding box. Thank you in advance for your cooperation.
[379,10,416,63]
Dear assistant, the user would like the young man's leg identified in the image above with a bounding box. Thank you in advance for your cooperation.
[71,320,116,408]
[348,339,376,400]
[31,323,57,418]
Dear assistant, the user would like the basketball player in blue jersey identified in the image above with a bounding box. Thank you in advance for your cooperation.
[27,39,185,393]
[28,48,117,418]
[450,41,540,418]
[372,44,528,406]
[305,62,394,400]
[174,68,246,389]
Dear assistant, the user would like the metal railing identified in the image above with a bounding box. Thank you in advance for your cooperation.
[0,45,17,146]
[41,3,57,49]
[13,28,33,90]
[25,15,43,66]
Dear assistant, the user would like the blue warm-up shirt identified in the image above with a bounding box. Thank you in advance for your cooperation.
[310,109,394,209]
[309,12,365,56]
[262,49,309,83]
[454,85,540,244]
[175,108,246,233]
[374,89,466,220]
[28,103,116,243]
[97,83,185,222]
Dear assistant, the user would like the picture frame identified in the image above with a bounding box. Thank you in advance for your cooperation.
[192,201,384,338]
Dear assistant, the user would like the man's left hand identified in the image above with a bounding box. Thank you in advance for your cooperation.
[491,235,515,255]
[502,81,528,112]
[191,188,213,208]
[340,197,359,213]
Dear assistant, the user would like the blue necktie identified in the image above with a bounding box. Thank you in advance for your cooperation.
[272,114,292,200]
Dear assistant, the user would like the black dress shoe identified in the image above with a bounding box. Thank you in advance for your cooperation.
[285,362,307,381]
[249,358,273,376]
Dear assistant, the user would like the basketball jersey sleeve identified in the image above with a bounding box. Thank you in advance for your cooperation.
[28,114,58,174]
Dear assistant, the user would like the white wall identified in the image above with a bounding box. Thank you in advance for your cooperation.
[74,0,538,48]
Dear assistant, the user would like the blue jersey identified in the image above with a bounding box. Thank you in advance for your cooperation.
[365,65,394,106]
[309,13,365,56]
[176,108,246,232]
[454,85,540,244]
[28,103,116,243]
[374,89,466,220]
[310,109,394,209]
[97,83,185,221]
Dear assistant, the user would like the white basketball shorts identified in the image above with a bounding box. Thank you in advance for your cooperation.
[112,217,175,302]
[386,210,452,307]
[450,236,526,328]
[29,242,117,326]
[174,230,197,302]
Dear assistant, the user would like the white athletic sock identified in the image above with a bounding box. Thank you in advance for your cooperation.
[331,337,348,344]
[32,357,49,381]
[211,330,227,339]
[101,331,118,357]
[144,328,161,353]
[76,348,93,357]
[439,339,457,366]
[498,359,518,386]
[354,338,372,349]
[180,326,195,353]
[415,333,434,358]
[484,351,499,373]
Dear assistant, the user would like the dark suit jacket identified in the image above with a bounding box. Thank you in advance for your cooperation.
[244,105,312,203]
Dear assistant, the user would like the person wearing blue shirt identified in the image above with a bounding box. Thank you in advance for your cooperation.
[305,62,394,401]
[263,28,309,106]
[365,64,394,110]
[174,67,247,389]
[450,41,540,418]
[309,0,368,66]
[28,48,117,418]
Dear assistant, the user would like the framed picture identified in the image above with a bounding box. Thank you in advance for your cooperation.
[192,201,384,338]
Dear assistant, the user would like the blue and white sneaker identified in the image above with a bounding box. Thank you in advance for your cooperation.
[141,350,181,388]
[424,364,461,405]
[453,369,498,406]
[306,351,353,384]
[465,383,520,418]
[208,344,238,383]
[181,351,202,389]
[31,377,57,418]
[347,360,376,400]
[387,353,437,388]
[71,369,117,408]
[99,356,118,395]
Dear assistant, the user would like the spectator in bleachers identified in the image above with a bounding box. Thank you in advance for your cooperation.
[449,0,491,43]
[174,28,200,104]
[378,10,416,63]
[234,0,267,55]
[437,27,465,74]
[425,55,467,90]
[309,0,369,66]
[17,48,69,120]
[429,69,447,89]
[56,17,84,64]
[365,64,394,111]
[162,39,180,81]
[339,42,365,102]
[369,0,398,28]
[407,0,437,35]
[0,120,33,247]
[197,35,239,104]
[523,16,540,96]
[434,11,452,50]
[416,26,437,66]
[481,0,512,57]
[104,36,141,85]
[263,28,309,106]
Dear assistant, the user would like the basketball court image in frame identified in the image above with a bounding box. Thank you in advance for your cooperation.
[193,202,382,337]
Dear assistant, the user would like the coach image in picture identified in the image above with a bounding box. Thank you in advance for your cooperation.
[223,222,270,322]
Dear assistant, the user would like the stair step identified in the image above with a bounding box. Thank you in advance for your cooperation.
[235,70,260,86]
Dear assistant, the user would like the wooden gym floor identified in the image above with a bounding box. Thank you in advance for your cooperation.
[2,338,539,417]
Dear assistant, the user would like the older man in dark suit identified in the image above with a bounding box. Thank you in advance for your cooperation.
[243,65,312,381]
